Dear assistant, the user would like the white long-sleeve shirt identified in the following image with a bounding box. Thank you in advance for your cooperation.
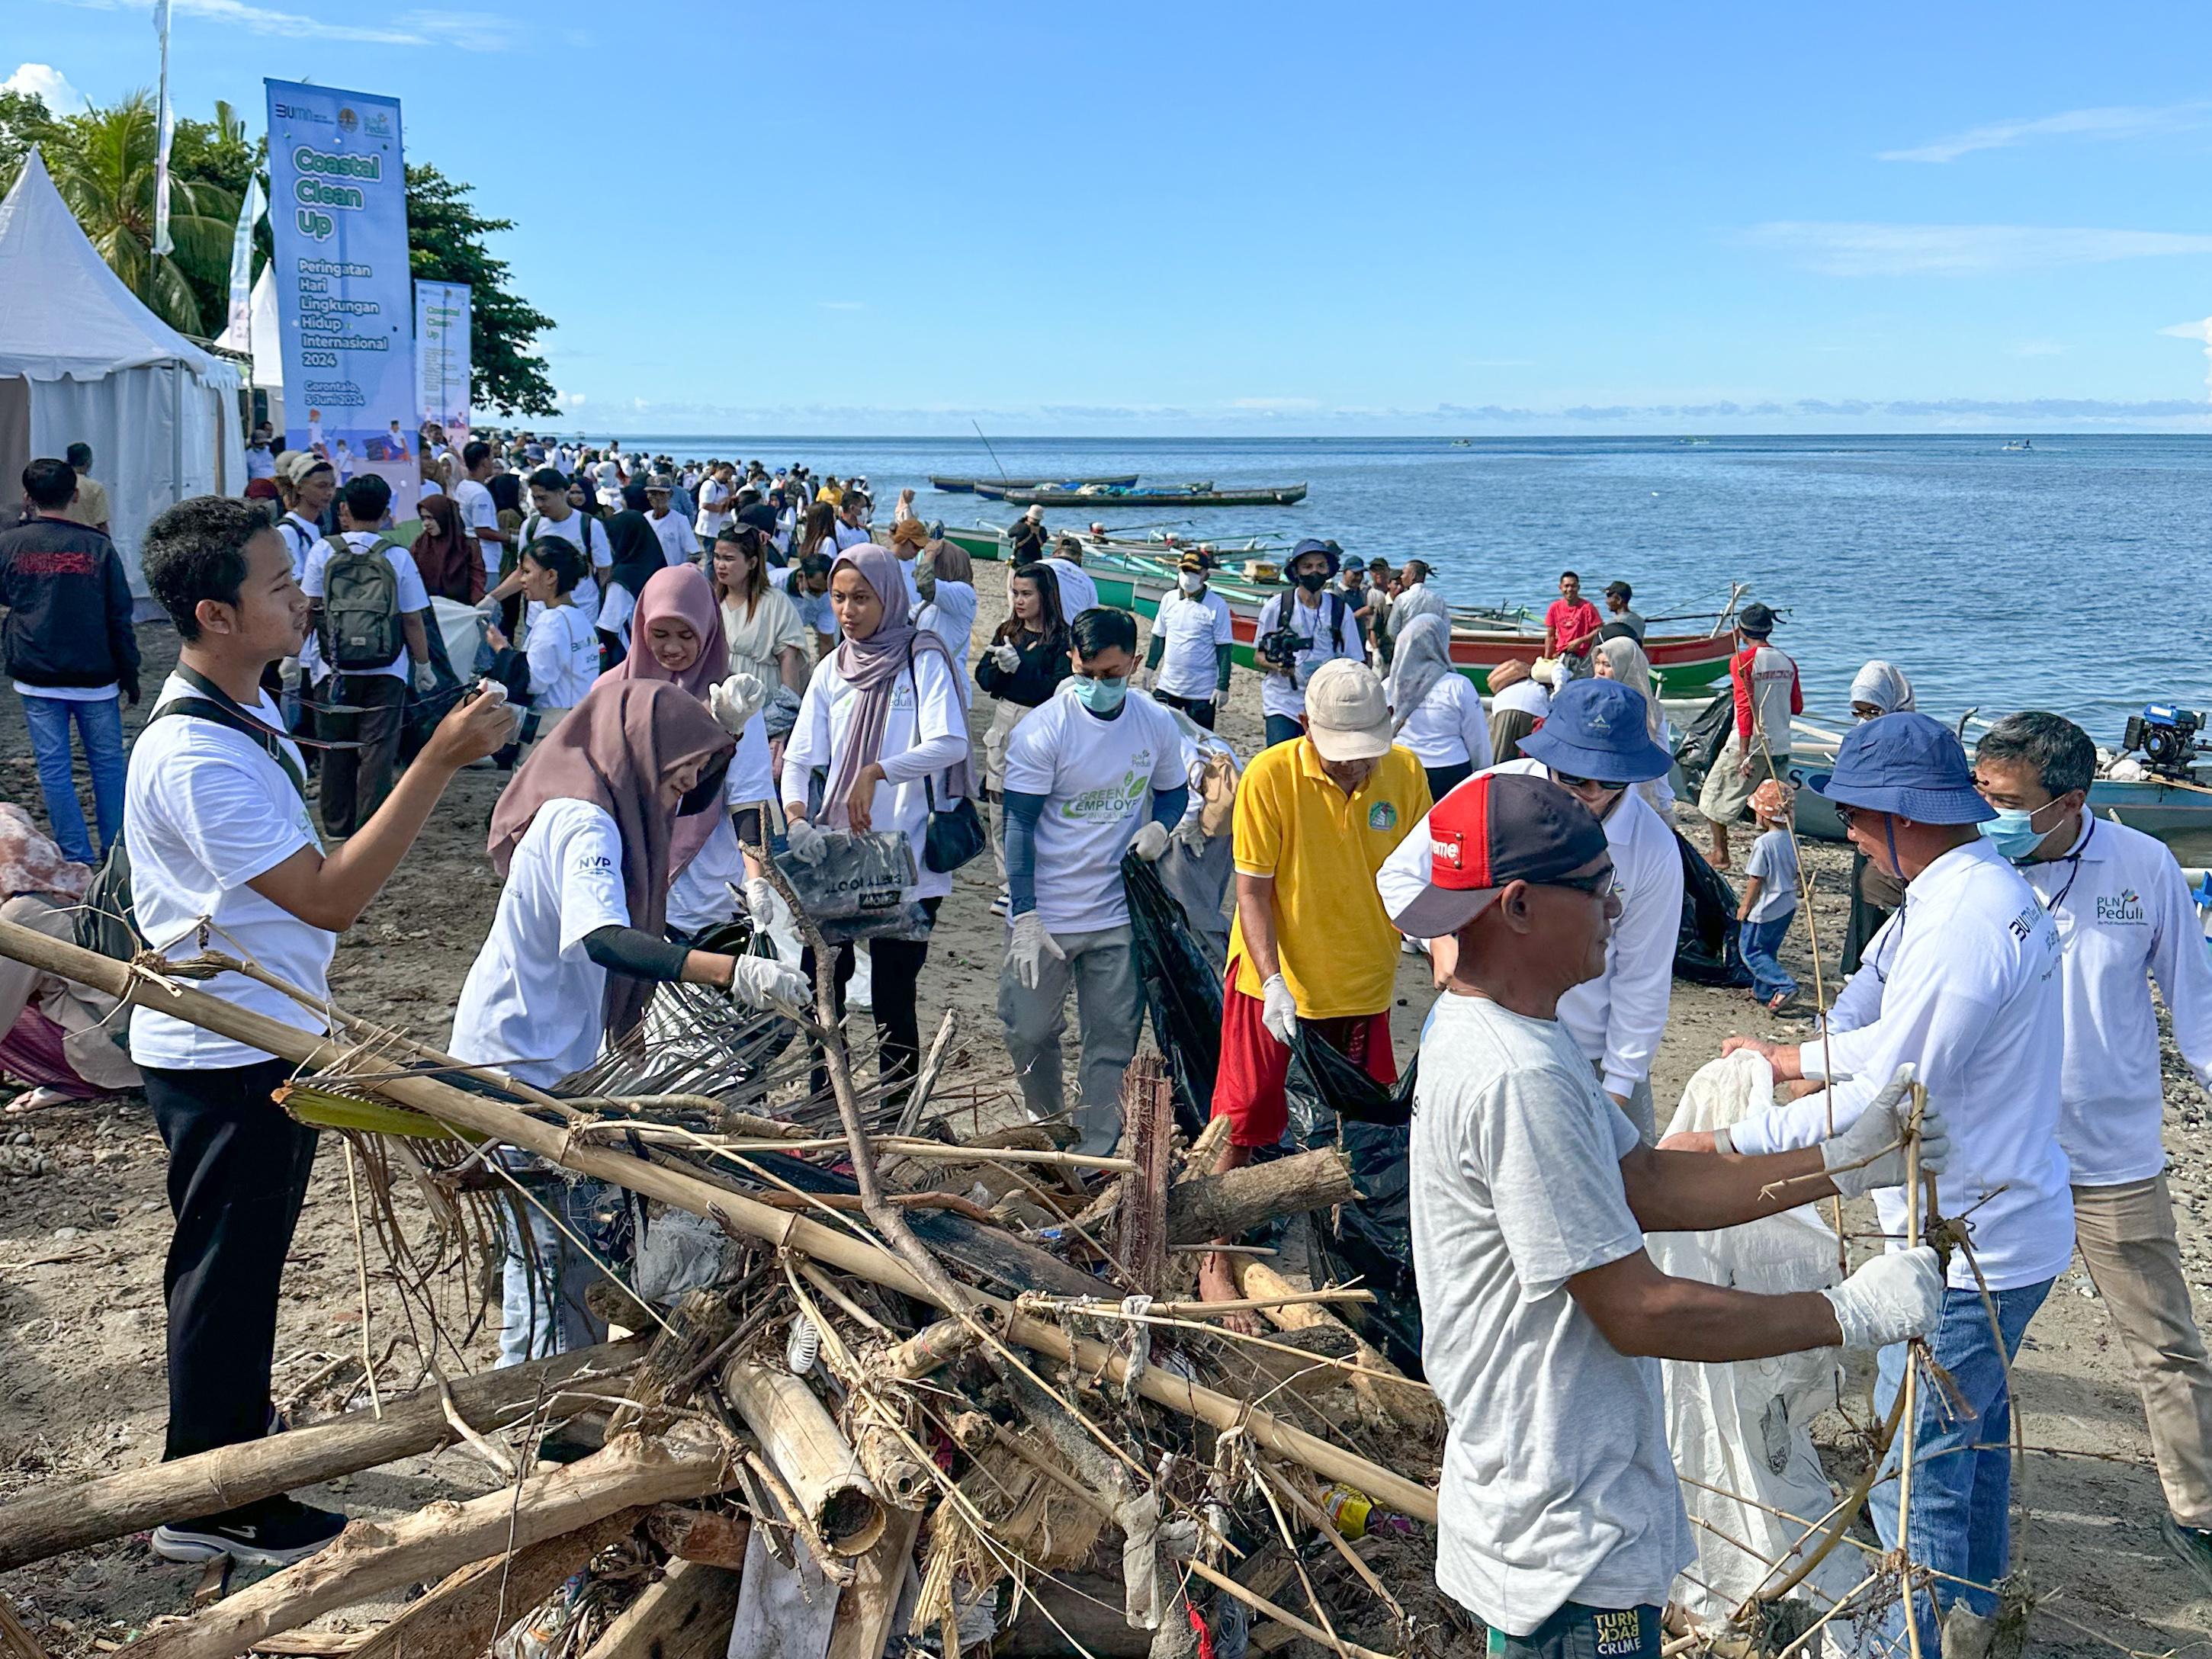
[1378,758,1682,1098]
[1733,838,2071,1292]
[779,647,968,903]
[2015,817,2212,1187]
[1395,672,1494,772]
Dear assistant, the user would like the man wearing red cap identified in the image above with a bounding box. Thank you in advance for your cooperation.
[1399,770,1946,1658]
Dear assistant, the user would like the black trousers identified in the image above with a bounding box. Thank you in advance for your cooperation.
[319,673,409,837]
[144,1058,320,1464]
[1154,690,1218,730]
[802,897,941,1093]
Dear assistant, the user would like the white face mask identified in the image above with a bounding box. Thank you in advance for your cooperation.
[1178,573,1204,594]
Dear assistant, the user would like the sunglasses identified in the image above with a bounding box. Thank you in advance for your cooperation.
[1552,772,1625,795]
[1543,865,1616,897]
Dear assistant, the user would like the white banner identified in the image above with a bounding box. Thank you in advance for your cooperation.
[414,280,471,435]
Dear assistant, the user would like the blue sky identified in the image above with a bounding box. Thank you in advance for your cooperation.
[12,2,2212,434]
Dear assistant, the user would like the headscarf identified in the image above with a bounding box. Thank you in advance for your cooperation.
[1386,613,1456,734]
[1488,657,1532,693]
[487,678,734,1040]
[823,546,973,824]
[0,803,88,900]
[602,509,666,601]
[409,493,478,603]
[923,539,974,586]
[609,564,732,874]
[1593,636,1666,746]
[1849,660,1915,715]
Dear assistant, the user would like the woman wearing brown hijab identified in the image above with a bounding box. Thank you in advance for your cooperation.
[409,493,482,604]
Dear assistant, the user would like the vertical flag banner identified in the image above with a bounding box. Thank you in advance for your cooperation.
[414,281,472,438]
[264,79,416,518]
[152,0,175,255]
[215,175,264,352]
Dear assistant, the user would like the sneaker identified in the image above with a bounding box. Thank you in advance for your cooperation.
[151,1495,347,1567]
[989,890,1009,919]
[2160,1513,2212,1595]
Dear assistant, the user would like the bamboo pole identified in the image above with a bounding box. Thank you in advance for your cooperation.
[0,923,1434,1522]
[718,1361,886,1556]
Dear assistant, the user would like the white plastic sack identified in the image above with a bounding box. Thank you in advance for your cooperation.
[1656,1051,1863,1638]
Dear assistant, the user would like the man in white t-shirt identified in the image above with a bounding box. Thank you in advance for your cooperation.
[452,440,509,595]
[485,468,612,626]
[644,480,701,566]
[130,495,514,1568]
[695,462,735,542]
[1000,609,1188,1154]
[301,473,435,836]
[1395,769,1943,1654]
[1254,539,1366,747]
[1691,712,2064,1651]
[1142,553,1235,729]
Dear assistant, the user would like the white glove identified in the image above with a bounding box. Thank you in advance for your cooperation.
[742,875,786,933]
[708,672,767,736]
[412,663,437,695]
[1006,911,1066,990]
[475,595,502,617]
[989,641,1021,671]
[1260,973,1299,1046]
[1167,816,1206,854]
[1820,1246,1944,1350]
[727,955,811,1011]
[783,819,828,864]
[1822,1064,1950,1199]
[1129,821,1170,862]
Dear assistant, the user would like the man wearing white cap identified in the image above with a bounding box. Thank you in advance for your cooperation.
[1201,659,1430,1314]
[1400,768,1944,1658]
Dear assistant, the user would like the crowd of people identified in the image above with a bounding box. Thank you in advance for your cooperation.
[0,432,2207,1657]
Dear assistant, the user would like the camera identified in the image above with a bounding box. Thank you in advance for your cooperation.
[1256,626,1305,675]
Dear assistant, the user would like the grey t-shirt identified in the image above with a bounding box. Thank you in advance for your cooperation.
[1411,993,1694,1633]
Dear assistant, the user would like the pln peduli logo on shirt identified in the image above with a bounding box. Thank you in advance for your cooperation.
[2095,887,2146,926]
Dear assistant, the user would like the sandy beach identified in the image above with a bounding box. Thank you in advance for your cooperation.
[0,576,2204,1654]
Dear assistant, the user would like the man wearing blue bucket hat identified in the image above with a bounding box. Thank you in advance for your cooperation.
[1379,677,1685,1141]
[1701,711,2069,1651]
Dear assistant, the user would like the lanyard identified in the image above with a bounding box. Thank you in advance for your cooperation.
[2035,819,2095,918]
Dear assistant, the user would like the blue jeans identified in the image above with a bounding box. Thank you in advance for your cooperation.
[1739,911,1798,1002]
[1867,1277,2054,1646]
[1263,714,1305,749]
[21,692,124,865]
[498,1170,626,1367]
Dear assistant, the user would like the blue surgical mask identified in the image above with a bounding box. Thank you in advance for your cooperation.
[1979,797,2065,860]
[1072,674,1128,715]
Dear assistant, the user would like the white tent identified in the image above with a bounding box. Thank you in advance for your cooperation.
[0,148,248,594]
[214,266,282,392]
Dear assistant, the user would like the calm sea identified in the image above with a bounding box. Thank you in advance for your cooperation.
[612,435,2212,740]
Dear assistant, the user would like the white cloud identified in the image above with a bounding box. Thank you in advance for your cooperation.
[2162,316,2212,398]
[560,391,587,409]
[38,0,506,48]
[1746,221,2212,276]
[1880,101,2206,163]
[1229,396,1320,412]
[3,63,87,113]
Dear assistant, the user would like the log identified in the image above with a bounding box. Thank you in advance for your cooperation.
[718,1362,885,1555]
[0,1337,647,1573]
[1116,1051,1176,1295]
[1164,1149,1355,1246]
[645,1505,751,1571]
[825,1507,923,1659]
[124,1426,738,1659]
[1237,1259,1443,1440]
[579,1559,740,1659]
[0,924,1437,1525]
[347,1507,647,1659]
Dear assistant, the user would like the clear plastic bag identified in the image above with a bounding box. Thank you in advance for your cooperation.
[782,827,917,939]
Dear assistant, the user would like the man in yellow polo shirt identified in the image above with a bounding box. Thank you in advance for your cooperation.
[1201,658,1430,1311]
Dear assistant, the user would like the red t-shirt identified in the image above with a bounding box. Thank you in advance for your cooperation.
[1545,598,1603,655]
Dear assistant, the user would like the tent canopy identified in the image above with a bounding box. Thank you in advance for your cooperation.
[0,149,236,386]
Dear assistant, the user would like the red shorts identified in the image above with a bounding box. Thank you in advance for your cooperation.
[1212,957,1397,1148]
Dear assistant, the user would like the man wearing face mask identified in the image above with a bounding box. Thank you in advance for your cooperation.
[998,608,1189,1154]
[1202,659,1430,1317]
[1253,538,1368,748]
[1677,712,2068,1653]
[1379,678,1684,1142]
[1142,552,1235,729]
[1974,711,2212,1586]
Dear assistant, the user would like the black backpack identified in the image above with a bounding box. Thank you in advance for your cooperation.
[75,671,310,963]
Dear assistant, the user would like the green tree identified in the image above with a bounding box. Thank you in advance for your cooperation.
[0,88,62,184]
[406,163,558,418]
[31,91,238,335]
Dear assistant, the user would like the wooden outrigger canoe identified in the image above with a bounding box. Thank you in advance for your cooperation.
[996,483,1308,509]
[929,473,1138,493]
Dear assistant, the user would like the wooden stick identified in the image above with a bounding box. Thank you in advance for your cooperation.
[1164,1148,1355,1245]
[1898,1080,1931,1659]
[892,1010,958,1138]
[124,1426,740,1659]
[0,923,1436,1522]
[1237,1259,1442,1439]
[0,1337,647,1573]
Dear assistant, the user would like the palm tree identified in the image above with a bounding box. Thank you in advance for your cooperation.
[41,91,238,335]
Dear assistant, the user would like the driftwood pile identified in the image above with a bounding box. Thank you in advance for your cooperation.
[0,918,1462,1659]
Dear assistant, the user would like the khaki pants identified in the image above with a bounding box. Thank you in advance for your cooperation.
[2076,1174,2212,1527]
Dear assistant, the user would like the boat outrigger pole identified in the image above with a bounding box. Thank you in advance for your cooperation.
[972,419,1012,486]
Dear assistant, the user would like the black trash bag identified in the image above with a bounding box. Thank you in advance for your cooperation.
[1673,829,1752,987]
[1121,850,1221,1139]
[1281,1025,1425,1377]
[1676,688,1734,790]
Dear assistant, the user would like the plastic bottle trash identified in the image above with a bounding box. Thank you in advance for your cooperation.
[1322,1484,1372,1539]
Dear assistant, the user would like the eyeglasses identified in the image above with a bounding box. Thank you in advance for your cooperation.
[1543,865,1616,897]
